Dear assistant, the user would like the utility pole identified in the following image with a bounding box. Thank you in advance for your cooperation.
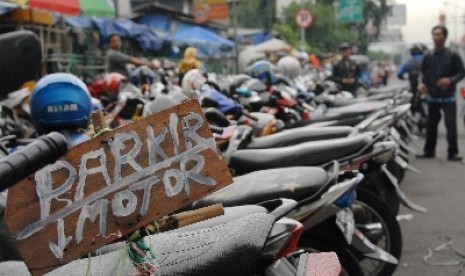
[114,0,119,17]
[300,0,305,50]
[233,0,239,73]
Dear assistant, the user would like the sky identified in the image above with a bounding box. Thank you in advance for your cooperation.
[396,0,465,45]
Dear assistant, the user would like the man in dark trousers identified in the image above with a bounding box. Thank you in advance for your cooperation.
[332,42,360,97]
[417,25,465,161]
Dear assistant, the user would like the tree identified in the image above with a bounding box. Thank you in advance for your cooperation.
[275,1,357,53]
[237,0,276,31]
[363,0,392,40]
[236,0,392,54]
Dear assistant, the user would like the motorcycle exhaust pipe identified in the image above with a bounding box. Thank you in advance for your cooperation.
[381,165,427,213]
[398,148,410,160]
[391,126,421,152]
[397,137,418,155]
[395,155,421,174]
[351,229,399,265]
[399,120,419,141]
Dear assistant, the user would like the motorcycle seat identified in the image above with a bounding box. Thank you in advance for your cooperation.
[2,212,275,276]
[246,126,353,149]
[230,133,372,175]
[311,101,388,123]
[194,167,331,208]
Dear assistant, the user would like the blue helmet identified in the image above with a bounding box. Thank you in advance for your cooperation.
[248,60,277,86]
[30,73,92,134]
[131,66,156,86]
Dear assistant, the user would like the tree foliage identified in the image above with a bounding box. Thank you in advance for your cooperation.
[275,2,357,53]
[236,0,276,31]
[275,0,393,54]
[236,0,393,54]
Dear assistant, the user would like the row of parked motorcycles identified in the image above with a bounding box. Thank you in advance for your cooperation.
[0,31,427,275]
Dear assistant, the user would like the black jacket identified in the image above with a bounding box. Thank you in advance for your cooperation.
[332,59,360,93]
[421,48,465,99]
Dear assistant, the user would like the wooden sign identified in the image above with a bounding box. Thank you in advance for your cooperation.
[5,99,232,275]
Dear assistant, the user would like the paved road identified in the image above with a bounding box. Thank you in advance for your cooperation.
[394,82,465,275]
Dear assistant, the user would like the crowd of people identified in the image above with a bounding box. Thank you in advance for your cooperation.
[104,24,465,162]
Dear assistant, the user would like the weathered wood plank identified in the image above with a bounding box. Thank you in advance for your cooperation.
[5,99,232,275]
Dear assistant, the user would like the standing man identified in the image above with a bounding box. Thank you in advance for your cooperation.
[105,34,154,78]
[332,42,360,97]
[417,25,465,161]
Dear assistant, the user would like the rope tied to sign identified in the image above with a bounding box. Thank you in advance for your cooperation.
[423,236,465,275]
[127,222,161,276]
[128,239,158,276]
[94,127,112,137]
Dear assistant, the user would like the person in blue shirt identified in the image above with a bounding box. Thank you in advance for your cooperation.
[397,44,425,115]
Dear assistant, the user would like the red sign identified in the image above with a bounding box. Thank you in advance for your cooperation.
[194,0,229,23]
[295,9,314,28]
[208,4,229,20]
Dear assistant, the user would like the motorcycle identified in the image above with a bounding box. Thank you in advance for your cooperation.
[193,163,399,275]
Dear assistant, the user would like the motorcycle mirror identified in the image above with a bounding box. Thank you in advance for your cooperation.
[200,96,219,109]
[0,31,42,98]
[204,107,230,127]
[314,83,325,95]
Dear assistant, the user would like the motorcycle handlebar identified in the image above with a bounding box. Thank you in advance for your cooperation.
[0,132,68,192]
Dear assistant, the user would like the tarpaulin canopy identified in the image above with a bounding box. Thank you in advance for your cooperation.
[236,28,273,45]
[114,18,165,52]
[136,13,170,33]
[9,0,115,17]
[172,26,234,58]
[238,38,291,72]
[91,17,166,52]
[64,15,92,28]
[0,1,19,15]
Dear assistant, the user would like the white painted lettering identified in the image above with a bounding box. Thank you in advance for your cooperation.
[35,161,76,220]
[49,218,72,260]
[75,149,112,202]
[111,190,138,217]
[129,175,161,216]
[180,154,217,195]
[169,113,180,155]
[146,125,169,166]
[182,113,205,149]
[109,131,143,182]
[75,199,109,243]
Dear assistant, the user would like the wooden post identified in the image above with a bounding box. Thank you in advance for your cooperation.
[90,110,108,136]
[127,204,225,242]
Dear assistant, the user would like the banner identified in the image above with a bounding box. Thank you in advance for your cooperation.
[194,0,228,23]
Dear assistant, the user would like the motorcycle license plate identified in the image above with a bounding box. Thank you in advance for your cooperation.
[336,208,355,244]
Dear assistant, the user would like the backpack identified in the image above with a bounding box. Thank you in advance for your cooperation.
[407,57,422,77]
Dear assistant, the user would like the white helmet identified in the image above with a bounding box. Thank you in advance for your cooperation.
[276,56,302,79]
[294,51,309,64]
[143,94,180,117]
[181,69,206,97]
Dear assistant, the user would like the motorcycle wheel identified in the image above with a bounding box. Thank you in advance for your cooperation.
[352,189,402,276]
[360,170,400,215]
